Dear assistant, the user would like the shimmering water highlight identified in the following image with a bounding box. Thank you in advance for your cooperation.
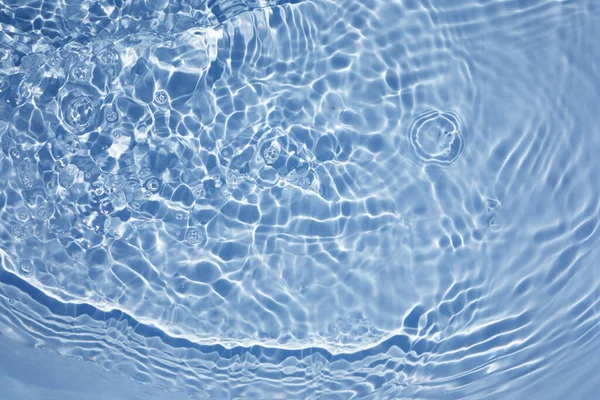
[0,0,599,399]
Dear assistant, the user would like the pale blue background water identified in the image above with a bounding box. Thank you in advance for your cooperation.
[0,0,599,399]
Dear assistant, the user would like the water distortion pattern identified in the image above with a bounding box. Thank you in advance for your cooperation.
[0,0,599,399]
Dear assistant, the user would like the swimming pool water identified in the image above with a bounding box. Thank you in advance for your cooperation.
[0,0,599,399]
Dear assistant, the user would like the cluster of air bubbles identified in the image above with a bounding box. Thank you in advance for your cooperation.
[96,48,118,66]
[13,225,27,239]
[213,175,224,189]
[144,178,162,193]
[175,212,187,220]
[17,82,33,104]
[408,109,465,165]
[227,170,242,189]
[263,143,281,164]
[154,90,169,105]
[9,148,20,159]
[185,228,204,245]
[131,220,145,229]
[71,63,91,81]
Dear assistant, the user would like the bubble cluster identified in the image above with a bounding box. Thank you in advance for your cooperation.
[154,90,169,104]
[96,48,118,66]
[263,143,281,164]
[71,63,91,81]
[185,228,204,245]
[408,109,465,165]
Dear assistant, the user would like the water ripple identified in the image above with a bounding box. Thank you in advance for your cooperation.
[0,0,599,398]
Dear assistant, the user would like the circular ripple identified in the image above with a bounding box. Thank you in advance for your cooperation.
[408,109,465,166]
[64,96,97,134]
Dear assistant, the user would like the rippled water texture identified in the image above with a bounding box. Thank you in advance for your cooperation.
[0,0,599,398]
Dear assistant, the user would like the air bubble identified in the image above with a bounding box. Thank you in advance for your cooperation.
[488,217,501,231]
[486,198,500,211]
[408,109,465,166]
[195,187,206,198]
[131,220,145,229]
[17,209,29,221]
[47,54,61,68]
[221,148,232,158]
[65,96,97,133]
[154,90,169,104]
[66,140,81,154]
[175,212,187,220]
[185,228,204,245]
[263,143,280,164]
[227,171,241,189]
[19,261,33,276]
[144,178,161,193]
[71,63,90,81]
[106,111,118,122]
[96,48,118,66]
[17,82,32,103]
[36,207,49,220]
[9,148,20,159]
[214,175,224,189]
[13,225,28,238]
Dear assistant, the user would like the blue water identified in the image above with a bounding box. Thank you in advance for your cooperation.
[0,0,599,398]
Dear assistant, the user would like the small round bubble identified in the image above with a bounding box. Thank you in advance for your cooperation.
[19,261,33,276]
[72,63,90,81]
[36,207,49,220]
[9,148,20,159]
[263,144,280,164]
[106,111,118,122]
[154,90,169,104]
[227,171,241,188]
[185,228,203,245]
[96,48,118,66]
[144,178,161,193]
[17,209,29,221]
